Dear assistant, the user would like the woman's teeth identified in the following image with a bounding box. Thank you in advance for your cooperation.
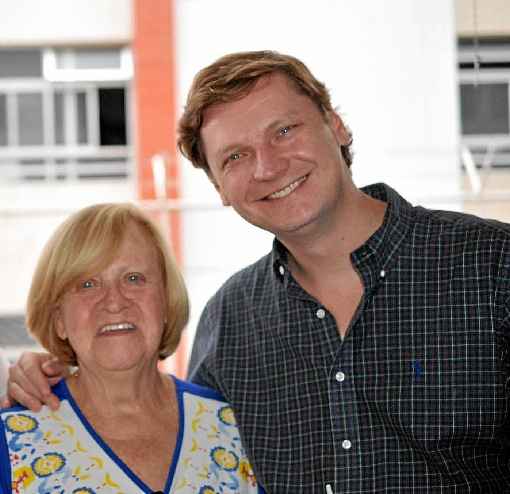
[100,323,135,334]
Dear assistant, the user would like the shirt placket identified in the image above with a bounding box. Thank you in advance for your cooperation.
[328,327,360,492]
[325,257,387,492]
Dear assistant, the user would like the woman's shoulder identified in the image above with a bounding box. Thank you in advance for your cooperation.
[172,375,227,403]
[171,376,263,492]
[0,379,67,418]
[172,375,242,435]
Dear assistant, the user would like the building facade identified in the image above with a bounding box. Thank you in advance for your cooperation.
[1,0,508,376]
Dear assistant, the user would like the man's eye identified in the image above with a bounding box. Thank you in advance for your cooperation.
[81,279,95,289]
[228,152,241,162]
[279,124,297,137]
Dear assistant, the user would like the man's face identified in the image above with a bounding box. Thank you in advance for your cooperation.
[200,73,352,239]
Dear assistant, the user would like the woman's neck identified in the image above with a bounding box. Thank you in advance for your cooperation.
[66,365,174,420]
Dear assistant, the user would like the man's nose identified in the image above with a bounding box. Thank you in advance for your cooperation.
[102,281,129,312]
[252,144,288,181]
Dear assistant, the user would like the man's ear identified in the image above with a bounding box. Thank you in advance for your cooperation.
[54,307,67,341]
[328,111,351,146]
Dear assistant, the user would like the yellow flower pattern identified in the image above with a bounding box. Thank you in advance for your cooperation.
[0,378,262,493]
[5,414,38,433]
[32,452,66,477]
[218,406,236,426]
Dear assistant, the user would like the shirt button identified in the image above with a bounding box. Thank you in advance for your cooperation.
[342,439,352,450]
[380,269,386,278]
[335,371,345,382]
[316,308,326,319]
[279,265,285,276]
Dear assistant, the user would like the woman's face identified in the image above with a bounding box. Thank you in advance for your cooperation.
[55,222,167,375]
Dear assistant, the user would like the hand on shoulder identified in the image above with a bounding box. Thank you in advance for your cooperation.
[2,351,68,411]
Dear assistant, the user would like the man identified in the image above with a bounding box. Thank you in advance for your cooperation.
[5,51,510,492]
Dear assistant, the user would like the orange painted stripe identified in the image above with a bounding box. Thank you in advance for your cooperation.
[133,0,187,378]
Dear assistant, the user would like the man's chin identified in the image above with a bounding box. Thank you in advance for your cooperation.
[239,214,317,238]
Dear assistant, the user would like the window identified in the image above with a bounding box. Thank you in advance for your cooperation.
[460,83,509,135]
[458,39,510,167]
[0,47,132,181]
[0,49,42,78]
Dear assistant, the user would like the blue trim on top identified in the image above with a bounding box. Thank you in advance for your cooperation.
[172,377,267,494]
[58,376,232,494]
[173,375,226,402]
[164,376,225,492]
[0,394,63,494]
[0,412,12,494]
[163,375,185,492]
[60,378,161,493]
[51,378,67,400]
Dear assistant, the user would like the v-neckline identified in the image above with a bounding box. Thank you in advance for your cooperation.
[59,376,185,493]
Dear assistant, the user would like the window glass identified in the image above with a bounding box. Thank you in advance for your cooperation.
[0,50,42,78]
[460,83,510,135]
[55,48,121,70]
[99,88,126,145]
[54,92,64,145]
[76,92,88,144]
[18,93,43,145]
[0,94,7,146]
[19,159,45,180]
[0,47,131,181]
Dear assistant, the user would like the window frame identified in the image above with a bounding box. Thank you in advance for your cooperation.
[0,47,133,181]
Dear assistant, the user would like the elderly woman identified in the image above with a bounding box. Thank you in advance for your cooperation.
[0,203,263,494]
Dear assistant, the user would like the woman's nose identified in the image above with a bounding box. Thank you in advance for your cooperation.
[102,281,129,312]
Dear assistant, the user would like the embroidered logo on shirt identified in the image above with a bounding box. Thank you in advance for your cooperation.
[411,360,423,381]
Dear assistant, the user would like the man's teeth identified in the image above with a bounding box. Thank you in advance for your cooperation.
[100,323,135,334]
[267,176,306,200]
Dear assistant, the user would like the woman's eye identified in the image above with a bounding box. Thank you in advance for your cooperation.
[81,279,95,289]
[279,126,290,136]
[228,152,241,162]
[126,273,145,284]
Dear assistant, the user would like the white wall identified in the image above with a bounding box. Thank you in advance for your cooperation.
[0,0,461,367]
[0,0,133,315]
[176,0,461,346]
[0,0,132,46]
[0,181,133,315]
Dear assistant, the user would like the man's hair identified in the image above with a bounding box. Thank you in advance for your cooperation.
[177,50,353,178]
[26,203,189,366]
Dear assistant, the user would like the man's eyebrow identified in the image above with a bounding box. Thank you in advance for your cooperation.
[215,142,244,162]
[213,111,303,162]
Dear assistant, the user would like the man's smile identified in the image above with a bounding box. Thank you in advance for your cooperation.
[265,174,308,200]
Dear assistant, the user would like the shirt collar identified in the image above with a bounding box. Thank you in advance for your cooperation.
[271,182,415,282]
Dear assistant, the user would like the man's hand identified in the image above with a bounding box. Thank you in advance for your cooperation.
[1,352,68,411]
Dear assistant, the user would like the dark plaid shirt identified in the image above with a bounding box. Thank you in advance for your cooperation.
[188,183,510,493]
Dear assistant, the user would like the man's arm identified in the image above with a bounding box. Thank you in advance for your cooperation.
[187,302,223,393]
[1,352,68,411]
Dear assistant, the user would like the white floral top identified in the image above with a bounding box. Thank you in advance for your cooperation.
[0,377,264,494]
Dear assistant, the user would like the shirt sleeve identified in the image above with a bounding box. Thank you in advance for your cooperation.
[187,299,223,393]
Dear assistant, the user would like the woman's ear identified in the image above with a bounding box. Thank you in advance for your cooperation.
[54,307,67,340]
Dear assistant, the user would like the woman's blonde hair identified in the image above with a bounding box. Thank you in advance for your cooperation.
[26,203,189,366]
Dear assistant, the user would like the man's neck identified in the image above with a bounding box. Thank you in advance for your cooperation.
[282,190,387,282]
